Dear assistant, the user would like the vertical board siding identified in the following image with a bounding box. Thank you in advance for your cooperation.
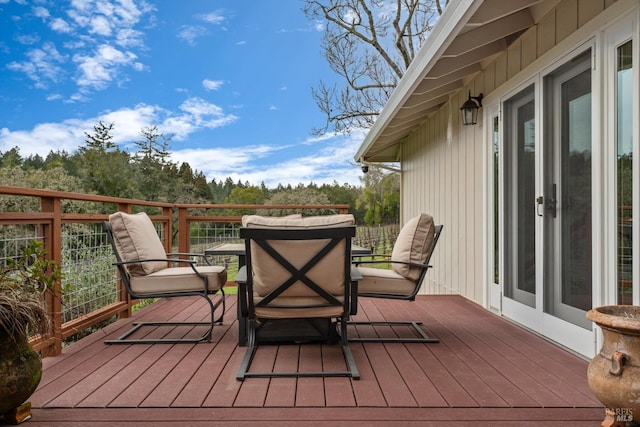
[399,0,617,305]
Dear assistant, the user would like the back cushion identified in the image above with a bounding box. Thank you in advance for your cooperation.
[242,214,355,228]
[242,214,355,297]
[109,212,167,276]
[391,213,435,281]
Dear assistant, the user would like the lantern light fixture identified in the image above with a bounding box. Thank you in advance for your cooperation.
[460,91,483,125]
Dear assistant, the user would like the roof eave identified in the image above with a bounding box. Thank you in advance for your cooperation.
[354,0,482,164]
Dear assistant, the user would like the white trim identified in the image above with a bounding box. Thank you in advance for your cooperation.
[483,104,501,313]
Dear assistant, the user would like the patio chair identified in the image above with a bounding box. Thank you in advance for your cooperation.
[103,211,227,344]
[350,213,442,343]
[235,214,360,380]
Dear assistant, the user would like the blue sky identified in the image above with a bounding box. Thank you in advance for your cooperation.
[0,0,367,188]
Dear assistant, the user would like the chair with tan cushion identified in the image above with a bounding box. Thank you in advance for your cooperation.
[104,212,227,344]
[235,214,359,380]
[351,213,442,343]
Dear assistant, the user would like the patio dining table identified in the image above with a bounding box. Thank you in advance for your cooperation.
[205,242,370,345]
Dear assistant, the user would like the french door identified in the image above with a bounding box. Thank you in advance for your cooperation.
[500,47,596,357]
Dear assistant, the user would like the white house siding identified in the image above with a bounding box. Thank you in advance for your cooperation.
[402,0,619,304]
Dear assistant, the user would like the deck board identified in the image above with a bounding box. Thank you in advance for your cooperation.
[28,294,605,425]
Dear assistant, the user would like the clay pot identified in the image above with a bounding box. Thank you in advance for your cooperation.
[586,305,640,424]
[0,329,43,415]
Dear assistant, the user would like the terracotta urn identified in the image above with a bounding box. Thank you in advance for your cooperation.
[586,305,640,426]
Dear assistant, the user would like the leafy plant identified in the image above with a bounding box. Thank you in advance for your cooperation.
[0,241,62,341]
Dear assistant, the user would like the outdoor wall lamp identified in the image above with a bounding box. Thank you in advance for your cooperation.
[360,161,401,173]
[460,91,483,125]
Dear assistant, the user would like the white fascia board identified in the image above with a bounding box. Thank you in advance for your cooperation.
[354,0,482,163]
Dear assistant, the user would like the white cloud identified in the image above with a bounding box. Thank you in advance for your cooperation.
[177,25,208,45]
[202,79,223,91]
[0,98,238,156]
[50,18,72,33]
[0,100,364,187]
[163,97,237,139]
[172,131,365,187]
[89,15,112,36]
[7,42,66,89]
[73,44,138,90]
[198,11,225,24]
[115,28,144,48]
[7,0,154,97]
[171,145,281,175]
[15,34,40,45]
[33,6,49,19]
[0,121,87,155]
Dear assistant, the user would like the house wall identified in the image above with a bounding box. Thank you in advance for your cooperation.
[403,0,619,304]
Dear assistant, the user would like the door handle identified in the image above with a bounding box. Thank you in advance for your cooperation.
[536,196,544,217]
[537,185,557,218]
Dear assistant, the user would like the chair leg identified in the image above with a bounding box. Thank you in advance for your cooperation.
[105,292,222,345]
[348,320,439,343]
[236,319,258,381]
[213,289,226,324]
[236,319,360,380]
[340,318,360,379]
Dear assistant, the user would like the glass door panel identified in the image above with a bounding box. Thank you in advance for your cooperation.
[544,50,592,329]
[504,86,536,308]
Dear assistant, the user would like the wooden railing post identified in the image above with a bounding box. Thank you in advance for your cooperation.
[177,206,189,254]
[40,196,63,356]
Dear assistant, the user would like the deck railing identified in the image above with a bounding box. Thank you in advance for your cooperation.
[0,185,362,357]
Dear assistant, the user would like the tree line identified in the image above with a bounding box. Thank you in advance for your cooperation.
[0,121,399,225]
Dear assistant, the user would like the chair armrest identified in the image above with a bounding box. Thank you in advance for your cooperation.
[168,252,211,265]
[114,258,197,267]
[235,266,248,317]
[235,265,247,283]
[350,265,361,315]
[350,265,363,281]
[354,259,432,270]
[352,253,390,260]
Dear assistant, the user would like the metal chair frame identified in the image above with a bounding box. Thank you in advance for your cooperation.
[236,226,359,380]
[103,221,225,345]
[350,224,443,343]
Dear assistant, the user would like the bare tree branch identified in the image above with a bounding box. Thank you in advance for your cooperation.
[303,0,445,135]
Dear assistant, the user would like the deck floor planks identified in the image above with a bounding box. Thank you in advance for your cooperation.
[295,345,327,407]
[77,345,168,408]
[429,295,598,406]
[29,294,605,425]
[421,297,562,407]
[348,342,388,407]
[171,301,240,407]
[200,343,244,408]
[382,343,448,407]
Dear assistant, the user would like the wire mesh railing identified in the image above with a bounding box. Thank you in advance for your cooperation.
[1,186,396,357]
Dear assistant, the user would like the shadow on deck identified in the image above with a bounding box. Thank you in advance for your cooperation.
[27,294,604,426]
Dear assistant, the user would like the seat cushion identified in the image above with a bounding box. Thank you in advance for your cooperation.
[357,266,417,297]
[129,265,227,296]
[109,212,167,276]
[391,213,435,281]
[254,296,345,319]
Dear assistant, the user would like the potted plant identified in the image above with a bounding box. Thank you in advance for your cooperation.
[0,240,61,424]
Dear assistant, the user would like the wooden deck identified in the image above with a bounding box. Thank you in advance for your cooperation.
[27,294,605,426]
